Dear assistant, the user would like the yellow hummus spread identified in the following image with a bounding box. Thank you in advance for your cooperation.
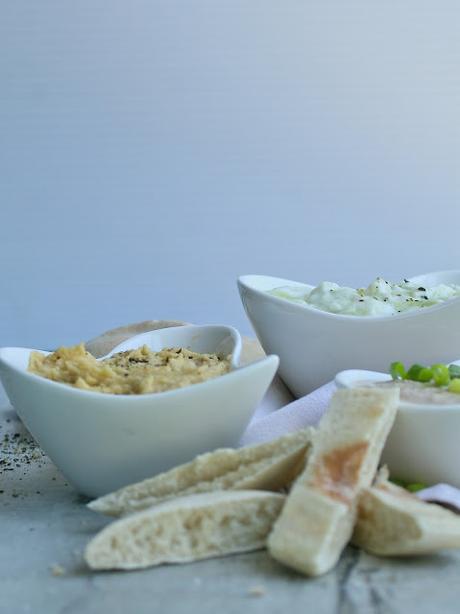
[28,344,231,395]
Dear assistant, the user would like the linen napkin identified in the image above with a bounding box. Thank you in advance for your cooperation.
[239,381,335,445]
[86,320,460,512]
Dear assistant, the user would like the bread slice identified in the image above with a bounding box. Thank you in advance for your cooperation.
[85,490,285,570]
[88,428,313,517]
[267,387,399,576]
[353,475,460,556]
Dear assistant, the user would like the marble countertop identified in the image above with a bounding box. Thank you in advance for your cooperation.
[2,399,460,614]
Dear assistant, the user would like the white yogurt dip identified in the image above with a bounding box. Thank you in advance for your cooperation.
[268,278,460,317]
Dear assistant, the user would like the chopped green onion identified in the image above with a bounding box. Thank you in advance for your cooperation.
[448,379,460,394]
[406,482,427,493]
[448,364,460,379]
[389,477,427,492]
[406,364,426,382]
[390,361,406,380]
[388,477,406,487]
[431,364,450,387]
[389,360,460,393]
[418,367,433,382]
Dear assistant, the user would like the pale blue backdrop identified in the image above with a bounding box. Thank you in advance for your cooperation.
[1,1,459,349]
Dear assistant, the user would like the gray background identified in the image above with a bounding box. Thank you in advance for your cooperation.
[2,6,460,612]
[2,1,459,349]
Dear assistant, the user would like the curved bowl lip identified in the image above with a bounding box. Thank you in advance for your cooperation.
[237,270,460,322]
[0,324,279,404]
[335,366,460,411]
[102,324,242,369]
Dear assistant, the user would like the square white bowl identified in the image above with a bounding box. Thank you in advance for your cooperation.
[238,271,460,397]
[0,325,279,497]
[335,366,460,487]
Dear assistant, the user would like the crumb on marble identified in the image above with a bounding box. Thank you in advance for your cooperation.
[248,585,266,597]
[50,564,66,577]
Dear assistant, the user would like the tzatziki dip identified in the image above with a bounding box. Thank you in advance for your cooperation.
[268,277,460,317]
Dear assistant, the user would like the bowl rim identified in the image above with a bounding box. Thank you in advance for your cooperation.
[335,367,460,411]
[237,270,460,323]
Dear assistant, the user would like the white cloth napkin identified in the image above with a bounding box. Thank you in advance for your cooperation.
[239,381,335,446]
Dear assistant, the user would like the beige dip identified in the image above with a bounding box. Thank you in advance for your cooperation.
[368,379,460,405]
[28,344,231,395]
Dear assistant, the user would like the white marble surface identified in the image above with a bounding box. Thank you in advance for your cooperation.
[3,401,460,614]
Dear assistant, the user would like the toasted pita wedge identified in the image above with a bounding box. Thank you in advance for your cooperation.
[89,428,313,516]
[267,388,399,576]
[85,490,285,570]
[354,473,460,556]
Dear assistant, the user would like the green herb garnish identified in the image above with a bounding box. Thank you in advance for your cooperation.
[389,476,406,487]
[448,364,460,379]
[389,477,427,492]
[431,364,450,387]
[406,482,427,493]
[406,364,425,381]
[418,367,433,382]
[388,361,460,394]
[390,361,406,380]
[448,379,460,394]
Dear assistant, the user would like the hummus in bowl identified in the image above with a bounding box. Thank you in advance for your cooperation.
[335,363,460,488]
[28,344,231,395]
[0,325,279,497]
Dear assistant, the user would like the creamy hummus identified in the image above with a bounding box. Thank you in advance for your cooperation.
[364,379,460,405]
[28,344,231,395]
[268,278,460,317]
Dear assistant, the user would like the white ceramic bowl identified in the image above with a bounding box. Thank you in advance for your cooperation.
[336,365,460,487]
[238,271,460,397]
[0,325,279,497]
